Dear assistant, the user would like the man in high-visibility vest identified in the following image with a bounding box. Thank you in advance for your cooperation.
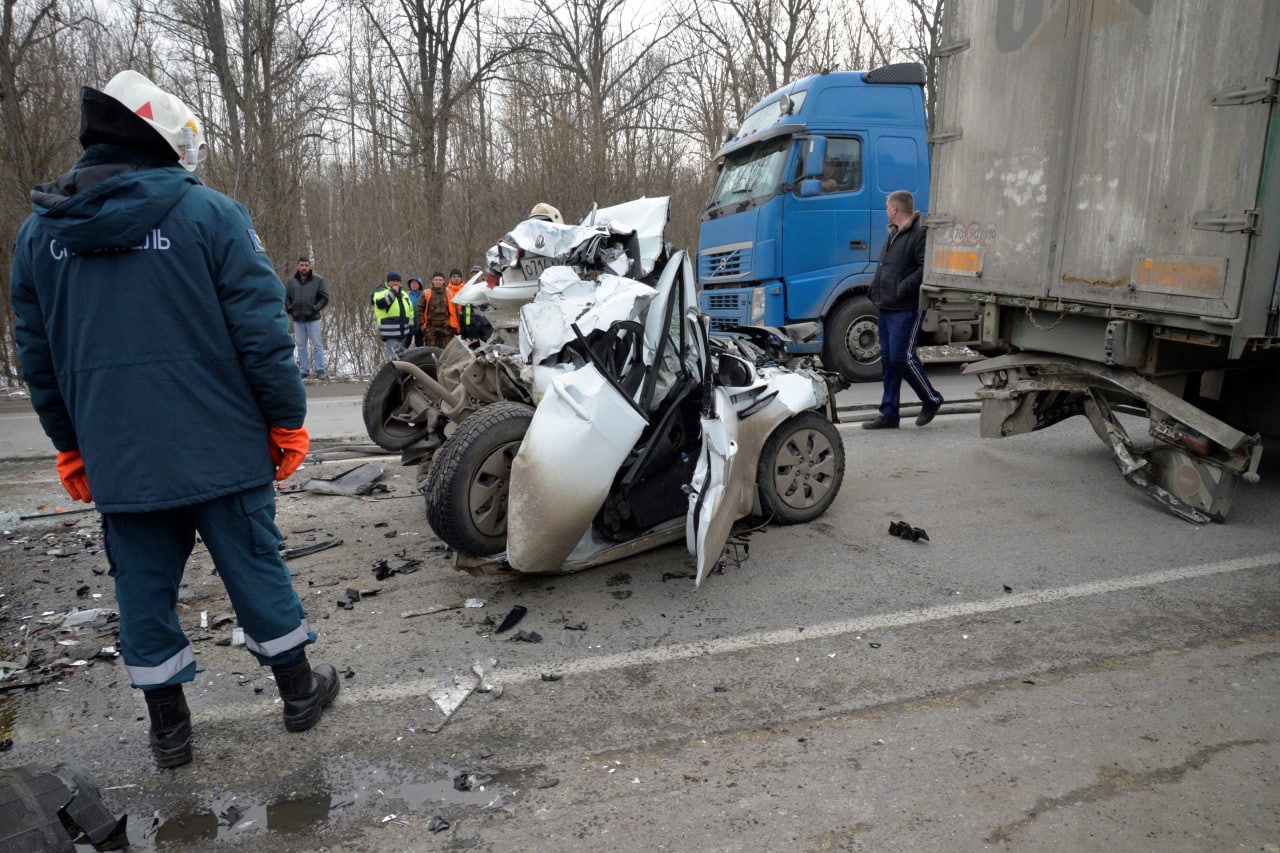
[371,271,415,357]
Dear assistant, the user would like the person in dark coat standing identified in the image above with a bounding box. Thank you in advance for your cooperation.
[864,189,944,429]
[9,70,340,769]
[285,255,330,379]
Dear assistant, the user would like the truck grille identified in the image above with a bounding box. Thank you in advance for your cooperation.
[706,293,741,311]
[699,245,752,281]
[709,317,740,332]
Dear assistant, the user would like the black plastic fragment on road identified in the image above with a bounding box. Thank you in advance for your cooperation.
[510,630,542,643]
[302,462,387,496]
[281,538,343,560]
[868,642,882,649]
[563,622,587,631]
[888,520,929,542]
[494,605,527,634]
[220,804,244,828]
[540,673,562,682]
[662,571,696,582]
[428,816,450,833]
[372,556,422,581]
[0,764,128,851]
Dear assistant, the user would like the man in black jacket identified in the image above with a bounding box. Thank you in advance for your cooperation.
[864,190,943,429]
[285,256,329,379]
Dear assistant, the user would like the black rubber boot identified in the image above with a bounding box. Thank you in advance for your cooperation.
[144,684,193,769]
[272,650,340,732]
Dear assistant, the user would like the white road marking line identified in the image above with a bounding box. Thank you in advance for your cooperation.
[338,550,1280,707]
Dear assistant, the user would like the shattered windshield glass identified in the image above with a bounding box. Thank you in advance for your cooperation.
[706,137,791,212]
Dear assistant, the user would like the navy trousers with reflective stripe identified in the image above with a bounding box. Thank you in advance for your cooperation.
[877,308,943,422]
[102,483,314,690]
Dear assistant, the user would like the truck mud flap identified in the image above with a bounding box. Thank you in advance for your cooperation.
[964,353,1263,523]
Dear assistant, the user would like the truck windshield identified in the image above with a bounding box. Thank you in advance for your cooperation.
[736,90,807,138]
[706,137,791,213]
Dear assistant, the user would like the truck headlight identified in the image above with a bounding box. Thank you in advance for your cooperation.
[750,287,766,324]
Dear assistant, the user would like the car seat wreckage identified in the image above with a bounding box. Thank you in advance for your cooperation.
[362,197,847,585]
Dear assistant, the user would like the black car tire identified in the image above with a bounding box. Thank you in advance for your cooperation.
[757,411,845,524]
[423,401,534,556]
[822,294,881,382]
[362,346,443,450]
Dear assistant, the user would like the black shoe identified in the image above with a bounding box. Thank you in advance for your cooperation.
[862,416,899,430]
[315,371,326,381]
[272,650,340,732]
[145,685,193,769]
[916,400,942,427]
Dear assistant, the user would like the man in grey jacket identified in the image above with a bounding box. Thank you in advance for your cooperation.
[286,256,329,379]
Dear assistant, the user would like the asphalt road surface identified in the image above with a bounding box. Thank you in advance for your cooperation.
[0,366,1277,851]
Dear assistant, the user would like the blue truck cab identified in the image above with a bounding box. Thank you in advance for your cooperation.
[697,63,932,382]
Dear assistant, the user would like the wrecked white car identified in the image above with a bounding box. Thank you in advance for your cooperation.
[361,198,846,585]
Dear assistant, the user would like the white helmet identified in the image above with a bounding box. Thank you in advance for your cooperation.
[102,70,207,171]
[528,202,563,225]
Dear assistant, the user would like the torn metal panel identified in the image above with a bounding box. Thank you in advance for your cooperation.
[518,273,655,366]
[688,387,741,588]
[591,196,671,278]
[302,462,387,496]
[966,352,1263,522]
[506,364,648,573]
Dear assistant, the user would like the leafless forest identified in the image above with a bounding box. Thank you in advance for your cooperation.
[1,0,942,378]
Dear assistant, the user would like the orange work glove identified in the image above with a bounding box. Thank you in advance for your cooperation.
[268,426,310,481]
[56,450,93,503]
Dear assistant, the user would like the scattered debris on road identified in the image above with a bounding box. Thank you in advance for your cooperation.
[281,537,343,560]
[301,462,388,497]
[888,520,929,542]
[493,605,527,634]
[423,662,488,732]
[0,764,128,851]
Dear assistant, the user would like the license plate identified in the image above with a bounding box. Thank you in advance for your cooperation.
[520,256,552,279]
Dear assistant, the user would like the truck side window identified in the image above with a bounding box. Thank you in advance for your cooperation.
[818,138,862,194]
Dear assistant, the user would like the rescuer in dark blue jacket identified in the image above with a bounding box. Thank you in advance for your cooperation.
[9,71,340,768]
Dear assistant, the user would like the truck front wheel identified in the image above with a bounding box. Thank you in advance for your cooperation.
[822,295,881,382]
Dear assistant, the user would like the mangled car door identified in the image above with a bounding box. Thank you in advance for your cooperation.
[681,260,745,587]
[687,383,743,587]
[506,363,647,573]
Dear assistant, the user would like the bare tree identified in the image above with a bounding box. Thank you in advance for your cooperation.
[903,0,946,128]
[523,0,687,203]
[138,0,338,260]
[0,0,98,382]
[711,0,821,92]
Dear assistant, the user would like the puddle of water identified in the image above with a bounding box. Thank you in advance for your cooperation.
[137,768,530,845]
[147,792,332,844]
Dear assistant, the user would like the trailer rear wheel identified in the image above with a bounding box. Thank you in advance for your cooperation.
[362,346,443,450]
[822,295,880,383]
[757,412,845,524]
[423,402,533,556]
